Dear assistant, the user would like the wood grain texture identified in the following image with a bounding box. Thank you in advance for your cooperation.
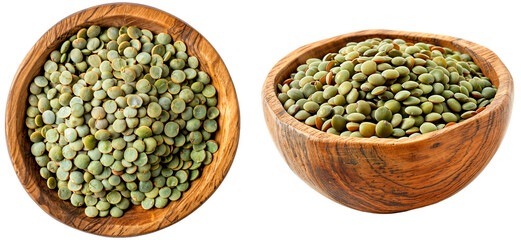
[262,29,513,213]
[5,3,240,236]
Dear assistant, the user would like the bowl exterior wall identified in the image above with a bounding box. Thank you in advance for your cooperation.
[263,99,510,213]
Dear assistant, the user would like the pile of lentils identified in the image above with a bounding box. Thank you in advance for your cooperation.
[277,38,497,138]
[26,25,220,218]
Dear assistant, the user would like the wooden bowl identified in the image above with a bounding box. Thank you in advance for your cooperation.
[262,29,513,213]
[5,3,240,236]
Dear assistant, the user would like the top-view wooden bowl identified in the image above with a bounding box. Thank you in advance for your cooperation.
[262,29,513,213]
[5,3,240,236]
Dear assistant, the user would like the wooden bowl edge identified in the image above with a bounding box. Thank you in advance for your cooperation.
[262,29,514,146]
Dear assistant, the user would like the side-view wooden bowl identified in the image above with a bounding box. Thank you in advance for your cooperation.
[6,3,240,236]
[262,29,513,213]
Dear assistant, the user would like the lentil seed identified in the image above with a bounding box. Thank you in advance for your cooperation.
[278,37,495,138]
[26,25,221,218]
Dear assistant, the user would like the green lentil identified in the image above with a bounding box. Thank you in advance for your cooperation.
[278,38,496,138]
[26,25,221,218]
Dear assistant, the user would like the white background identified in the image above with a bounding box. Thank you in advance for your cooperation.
[1,0,520,239]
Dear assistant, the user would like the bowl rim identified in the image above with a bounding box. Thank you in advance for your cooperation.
[5,2,240,237]
[263,29,513,145]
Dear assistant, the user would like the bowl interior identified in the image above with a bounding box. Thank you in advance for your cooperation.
[6,3,239,236]
[264,29,510,144]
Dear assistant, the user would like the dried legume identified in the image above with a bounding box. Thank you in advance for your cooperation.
[26,25,220,217]
[277,38,496,138]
